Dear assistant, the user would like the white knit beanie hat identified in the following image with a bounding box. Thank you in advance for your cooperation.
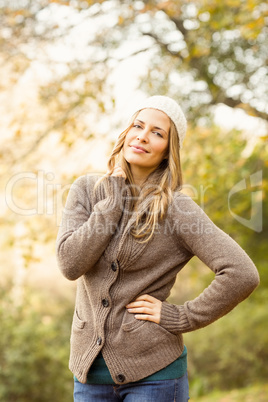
[132,95,187,148]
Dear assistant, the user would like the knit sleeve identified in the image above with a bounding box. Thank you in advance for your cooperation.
[55,174,126,281]
[160,192,260,334]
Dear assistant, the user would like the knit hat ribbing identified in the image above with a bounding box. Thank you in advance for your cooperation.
[133,95,187,148]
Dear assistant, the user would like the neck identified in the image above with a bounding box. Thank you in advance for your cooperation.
[130,166,153,187]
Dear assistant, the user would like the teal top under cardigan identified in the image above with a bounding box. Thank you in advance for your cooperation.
[74,345,187,384]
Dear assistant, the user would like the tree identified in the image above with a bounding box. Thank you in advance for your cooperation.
[1,2,267,398]
[0,0,267,168]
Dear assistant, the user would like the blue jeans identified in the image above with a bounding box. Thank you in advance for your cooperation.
[73,373,190,401]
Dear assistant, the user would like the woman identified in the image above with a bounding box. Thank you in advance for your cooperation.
[56,96,259,402]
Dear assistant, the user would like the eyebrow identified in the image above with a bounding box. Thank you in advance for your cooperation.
[135,119,168,136]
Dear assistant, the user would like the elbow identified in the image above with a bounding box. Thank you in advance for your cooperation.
[56,242,81,281]
[242,266,260,298]
[56,257,80,281]
[250,268,260,291]
[61,270,80,281]
[56,243,81,281]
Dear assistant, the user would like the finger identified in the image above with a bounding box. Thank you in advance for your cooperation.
[126,301,154,309]
[127,306,154,315]
[134,294,158,303]
[111,172,125,178]
[111,167,126,178]
[112,167,121,174]
[126,295,157,304]
[134,314,160,324]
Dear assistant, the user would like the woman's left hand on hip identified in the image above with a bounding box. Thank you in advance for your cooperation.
[126,294,162,324]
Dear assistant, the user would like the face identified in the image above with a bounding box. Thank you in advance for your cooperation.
[123,108,170,178]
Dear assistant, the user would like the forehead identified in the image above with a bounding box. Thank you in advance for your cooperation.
[136,108,170,131]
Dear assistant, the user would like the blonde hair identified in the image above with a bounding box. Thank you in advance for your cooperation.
[97,111,183,242]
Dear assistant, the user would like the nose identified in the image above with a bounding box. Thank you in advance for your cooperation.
[136,128,149,142]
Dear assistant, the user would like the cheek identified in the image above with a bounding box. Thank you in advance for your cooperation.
[123,138,130,153]
[123,137,131,157]
[153,142,168,158]
[123,132,135,151]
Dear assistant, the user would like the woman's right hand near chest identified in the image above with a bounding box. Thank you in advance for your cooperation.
[111,165,127,179]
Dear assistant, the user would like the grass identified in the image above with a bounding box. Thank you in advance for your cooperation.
[191,383,268,402]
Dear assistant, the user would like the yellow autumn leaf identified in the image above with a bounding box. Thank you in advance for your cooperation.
[191,45,210,58]
[118,15,124,25]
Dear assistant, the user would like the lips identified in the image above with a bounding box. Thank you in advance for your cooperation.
[130,145,148,153]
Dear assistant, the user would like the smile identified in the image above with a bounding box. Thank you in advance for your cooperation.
[130,145,148,153]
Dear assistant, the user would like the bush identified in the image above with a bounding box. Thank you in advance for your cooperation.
[185,293,268,396]
[0,287,74,402]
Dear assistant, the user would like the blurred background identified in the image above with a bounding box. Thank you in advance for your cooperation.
[0,1,267,401]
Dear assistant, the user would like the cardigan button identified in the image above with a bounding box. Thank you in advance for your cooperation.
[102,298,109,308]
[117,374,125,383]
[111,261,117,272]
[96,337,102,346]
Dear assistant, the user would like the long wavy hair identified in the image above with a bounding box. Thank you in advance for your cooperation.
[96,111,183,243]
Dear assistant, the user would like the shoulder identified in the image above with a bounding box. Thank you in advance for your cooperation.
[167,189,218,235]
[169,190,206,218]
[69,174,102,195]
[167,190,221,245]
[72,173,101,187]
[64,174,104,209]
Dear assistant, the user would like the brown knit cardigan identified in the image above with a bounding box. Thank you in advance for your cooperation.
[56,174,259,384]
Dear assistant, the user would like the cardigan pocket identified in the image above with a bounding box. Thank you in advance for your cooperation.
[73,309,86,330]
[121,310,146,332]
[120,313,179,357]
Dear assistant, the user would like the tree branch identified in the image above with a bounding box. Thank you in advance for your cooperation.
[3,100,84,173]
[142,32,184,60]
[219,98,268,121]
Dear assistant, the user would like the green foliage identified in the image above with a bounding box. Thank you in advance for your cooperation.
[185,298,268,395]
[1,0,267,163]
[0,286,74,402]
[137,0,268,121]
[170,125,268,397]
[193,382,268,401]
[182,124,268,290]
[0,1,267,399]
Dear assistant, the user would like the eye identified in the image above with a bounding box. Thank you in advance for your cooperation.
[133,124,142,129]
[153,131,163,138]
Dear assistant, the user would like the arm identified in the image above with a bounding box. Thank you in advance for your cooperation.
[127,193,260,332]
[160,192,260,333]
[56,174,126,281]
